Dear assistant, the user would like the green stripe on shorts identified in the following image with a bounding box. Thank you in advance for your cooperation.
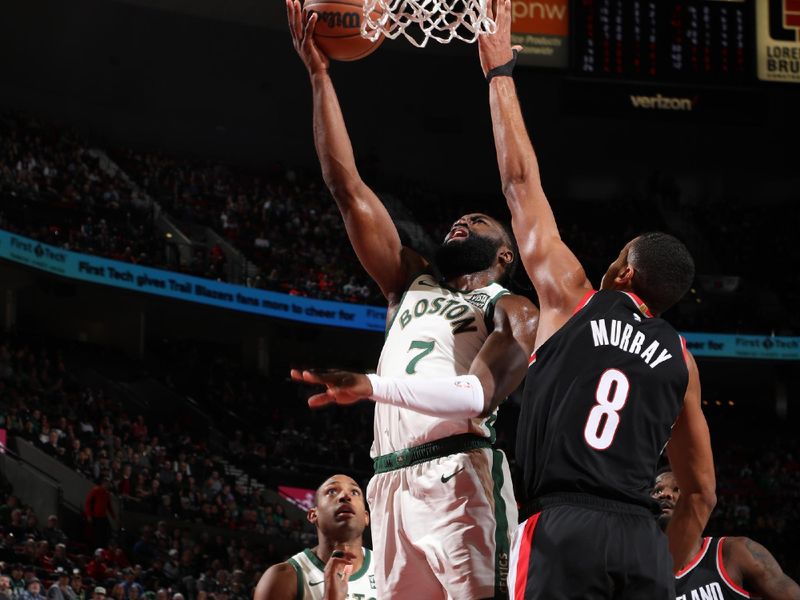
[491,449,511,598]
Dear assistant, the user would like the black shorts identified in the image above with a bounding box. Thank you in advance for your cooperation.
[509,494,674,600]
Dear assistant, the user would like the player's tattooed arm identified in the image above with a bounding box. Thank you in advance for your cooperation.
[728,537,800,600]
[287,0,426,303]
[479,0,590,345]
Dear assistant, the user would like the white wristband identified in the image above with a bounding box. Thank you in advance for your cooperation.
[366,373,485,418]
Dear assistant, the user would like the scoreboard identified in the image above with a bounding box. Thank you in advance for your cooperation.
[572,0,755,84]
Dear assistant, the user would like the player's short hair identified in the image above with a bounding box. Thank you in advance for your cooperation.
[655,465,673,478]
[629,232,694,315]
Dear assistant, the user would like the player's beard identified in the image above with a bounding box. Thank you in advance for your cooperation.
[434,234,500,280]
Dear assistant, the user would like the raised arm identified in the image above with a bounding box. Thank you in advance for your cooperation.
[665,351,716,571]
[287,0,425,302]
[477,0,590,344]
[292,294,538,418]
[726,537,800,600]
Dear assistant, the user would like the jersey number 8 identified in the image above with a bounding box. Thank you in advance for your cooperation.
[583,369,630,451]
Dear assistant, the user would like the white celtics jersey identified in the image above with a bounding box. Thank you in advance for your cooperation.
[287,547,377,600]
[372,272,511,456]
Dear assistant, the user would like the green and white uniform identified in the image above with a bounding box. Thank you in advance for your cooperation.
[286,547,376,600]
[367,272,519,599]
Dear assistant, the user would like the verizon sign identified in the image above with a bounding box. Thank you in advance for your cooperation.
[629,94,698,112]
[511,0,569,68]
[757,0,800,82]
[562,80,766,124]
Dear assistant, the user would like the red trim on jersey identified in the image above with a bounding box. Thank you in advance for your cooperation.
[572,290,597,315]
[679,335,689,365]
[717,537,751,597]
[675,537,712,578]
[622,291,653,318]
[528,352,537,367]
[514,513,541,600]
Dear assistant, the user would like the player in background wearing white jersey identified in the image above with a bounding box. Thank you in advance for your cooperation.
[254,474,376,600]
[287,1,538,597]
[653,469,800,600]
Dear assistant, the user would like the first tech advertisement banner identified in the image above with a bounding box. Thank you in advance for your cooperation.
[0,229,388,332]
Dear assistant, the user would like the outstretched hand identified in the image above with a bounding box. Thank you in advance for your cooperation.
[286,0,330,75]
[478,0,522,78]
[291,369,374,408]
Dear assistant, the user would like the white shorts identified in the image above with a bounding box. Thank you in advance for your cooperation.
[366,445,517,600]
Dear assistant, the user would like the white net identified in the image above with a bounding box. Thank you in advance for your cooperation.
[361,0,496,48]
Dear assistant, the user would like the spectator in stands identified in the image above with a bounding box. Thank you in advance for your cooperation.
[131,528,156,566]
[40,430,64,458]
[42,516,68,549]
[86,550,110,583]
[108,586,124,600]
[7,565,25,598]
[0,575,13,600]
[162,552,178,583]
[19,578,45,600]
[7,510,29,539]
[120,569,142,600]
[47,568,77,600]
[51,544,74,572]
[84,479,115,548]
[91,588,105,600]
[0,496,20,525]
[69,573,85,600]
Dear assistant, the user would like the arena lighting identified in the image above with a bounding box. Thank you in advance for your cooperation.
[165,232,173,239]
[715,400,722,406]
[728,401,735,406]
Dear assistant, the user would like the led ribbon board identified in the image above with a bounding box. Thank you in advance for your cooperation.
[0,230,388,332]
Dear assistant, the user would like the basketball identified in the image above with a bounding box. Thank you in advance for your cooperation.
[304,0,384,61]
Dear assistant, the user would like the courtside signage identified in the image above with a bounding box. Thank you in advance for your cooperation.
[757,0,800,82]
[511,0,569,68]
[683,332,800,361]
[0,230,388,332]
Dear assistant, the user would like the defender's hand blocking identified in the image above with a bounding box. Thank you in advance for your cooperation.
[291,369,373,408]
[286,0,330,75]
[478,0,522,77]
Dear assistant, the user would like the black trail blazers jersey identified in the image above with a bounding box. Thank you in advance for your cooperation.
[517,290,689,509]
[675,537,752,599]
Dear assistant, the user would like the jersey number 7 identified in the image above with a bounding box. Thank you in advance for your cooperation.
[406,340,435,375]
[583,369,630,451]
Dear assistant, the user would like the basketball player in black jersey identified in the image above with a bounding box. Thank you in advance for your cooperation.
[653,469,800,600]
[478,1,716,597]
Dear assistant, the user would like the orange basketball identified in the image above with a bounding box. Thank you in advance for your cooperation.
[304,0,384,61]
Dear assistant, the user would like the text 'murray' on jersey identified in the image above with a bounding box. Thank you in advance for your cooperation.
[518,290,690,509]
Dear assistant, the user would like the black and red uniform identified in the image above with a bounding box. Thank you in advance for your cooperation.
[675,537,752,600]
[511,290,689,599]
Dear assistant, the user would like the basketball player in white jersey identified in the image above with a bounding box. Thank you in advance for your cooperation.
[254,474,377,600]
[287,1,538,597]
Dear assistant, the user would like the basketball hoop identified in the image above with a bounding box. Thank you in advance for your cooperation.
[361,0,496,47]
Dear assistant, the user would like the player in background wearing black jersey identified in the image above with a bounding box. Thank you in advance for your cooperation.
[653,469,800,600]
[479,0,716,598]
